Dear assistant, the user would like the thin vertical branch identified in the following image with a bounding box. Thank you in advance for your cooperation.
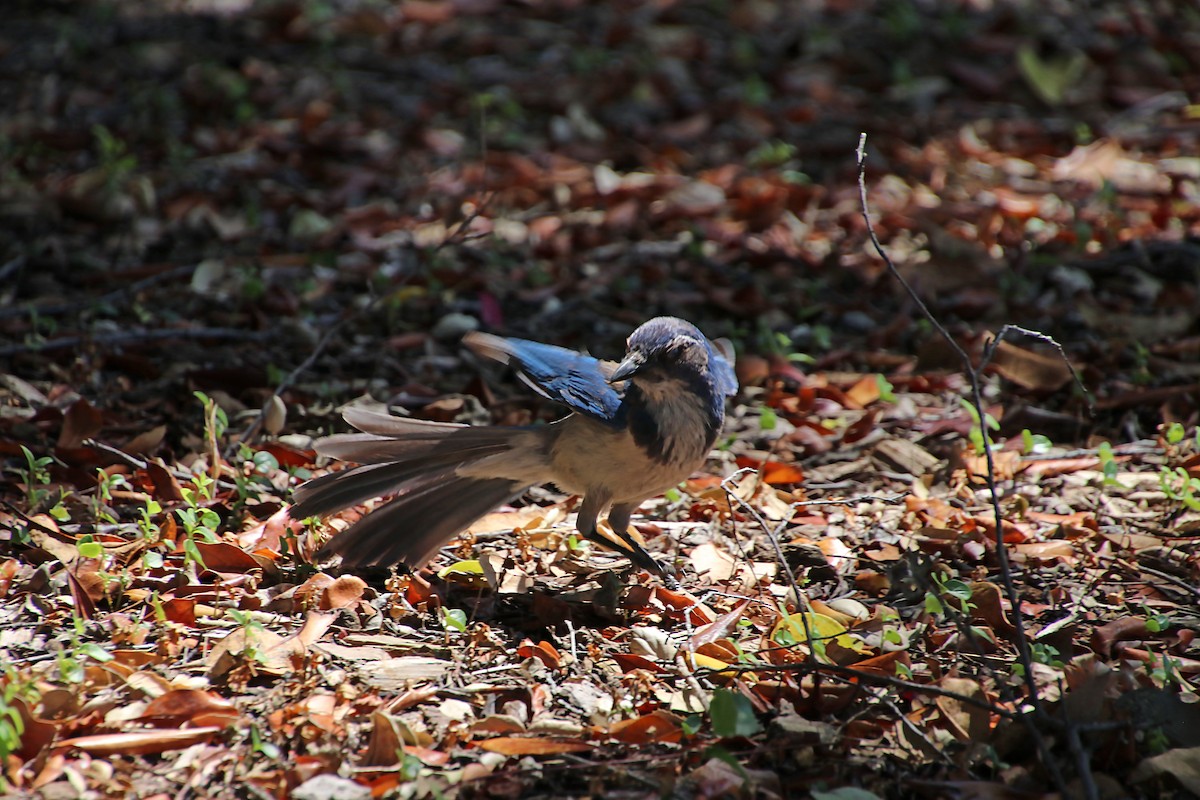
[855,133,1074,793]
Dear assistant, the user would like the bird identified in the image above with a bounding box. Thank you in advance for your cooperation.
[290,316,738,576]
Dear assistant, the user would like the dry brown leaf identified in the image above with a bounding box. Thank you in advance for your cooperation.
[57,727,222,756]
[936,677,991,742]
[137,689,240,728]
[477,737,591,756]
[603,710,683,745]
[194,541,263,573]
[988,340,1074,392]
[517,639,562,668]
[57,398,104,449]
[320,575,367,609]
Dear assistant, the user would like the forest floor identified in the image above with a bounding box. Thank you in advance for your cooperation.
[2,0,1200,797]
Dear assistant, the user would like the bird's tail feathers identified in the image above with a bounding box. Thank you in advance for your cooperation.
[293,407,542,569]
[315,476,526,568]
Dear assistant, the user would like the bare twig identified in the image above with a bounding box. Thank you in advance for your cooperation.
[856,133,1074,793]
[979,325,1093,417]
[0,264,197,321]
[0,327,267,359]
[795,493,908,507]
[229,316,351,453]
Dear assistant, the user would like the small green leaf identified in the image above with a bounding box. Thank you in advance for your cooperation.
[812,788,885,800]
[441,608,468,633]
[875,374,895,403]
[1165,423,1186,445]
[942,579,972,602]
[1016,43,1089,106]
[759,407,777,431]
[59,657,85,684]
[681,714,703,736]
[76,540,103,559]
[183,537,206,569]
[78,643,113,662]
[924,592,944,616]
[709,688,761,737]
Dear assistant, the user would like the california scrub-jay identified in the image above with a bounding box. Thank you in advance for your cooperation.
[291,317,737,575]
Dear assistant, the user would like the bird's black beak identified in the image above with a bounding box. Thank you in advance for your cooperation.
[608,352,644,383]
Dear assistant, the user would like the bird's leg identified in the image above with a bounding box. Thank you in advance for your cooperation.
[606,503,675,580]
[576,494,669,577]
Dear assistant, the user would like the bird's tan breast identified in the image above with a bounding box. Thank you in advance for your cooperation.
[546,415,707,504]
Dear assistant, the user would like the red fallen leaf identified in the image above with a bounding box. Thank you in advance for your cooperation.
[622,585,654,612]
[517,640,562,668]
[688,600,753,651]
[734,457,804,485]
[402,744,450,766]
[57,397,105,450]
[137,689,240,728]
[65,568,97,620]
[841,407,881,445]
[766,354,807,385]
[844,374,882,408]
[237,507,303,553]
[194,542,261,573]
[162,597,197,626]
[477,737,591,756]
[786,424,836,454]
[972,515,1031,544]
[1115,647,1200,674]
[0,558,18,598]
[611,653,666,674]
[12,698,57,761]
[1091,617,1151,658]
[846,650,912,677]
[603,710,683,745]
[57,727,222,756]
[683,475,725,495]
[256,441,312,469]
[654,587,715,625]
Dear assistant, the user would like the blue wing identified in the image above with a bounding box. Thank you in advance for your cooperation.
[464,333,624,425]
[706,339,738,397]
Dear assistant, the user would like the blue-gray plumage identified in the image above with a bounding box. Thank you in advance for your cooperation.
[291,317,737,575]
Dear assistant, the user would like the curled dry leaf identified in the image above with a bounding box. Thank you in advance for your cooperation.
[602,710,683,745]
[137,689,240,728]
[1091,617,1152,658]
[517,639,562,668]
[610,653,665,674]
[57,727,223,756]
[320,575,368,609]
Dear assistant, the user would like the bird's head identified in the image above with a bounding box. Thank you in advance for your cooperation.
[608,317,737,397]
